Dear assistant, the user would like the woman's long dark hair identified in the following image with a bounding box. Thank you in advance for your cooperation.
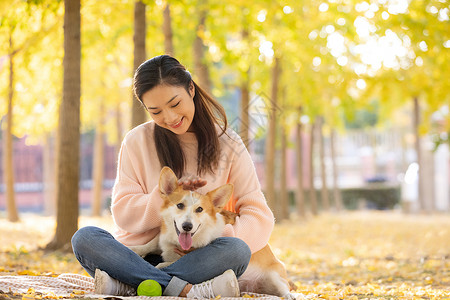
[133,55,228,178]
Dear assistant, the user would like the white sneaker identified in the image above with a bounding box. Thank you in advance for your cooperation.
[94,269,136,296]
[187,269,240,299]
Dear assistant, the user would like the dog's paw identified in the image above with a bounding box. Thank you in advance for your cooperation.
[156,262,173,269]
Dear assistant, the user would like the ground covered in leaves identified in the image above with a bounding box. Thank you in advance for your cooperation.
[0,211,449,299]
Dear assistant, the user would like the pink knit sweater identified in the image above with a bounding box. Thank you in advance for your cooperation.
[111,121,274,253]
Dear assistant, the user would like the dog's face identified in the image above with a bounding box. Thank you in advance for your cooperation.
[158,167,233,250]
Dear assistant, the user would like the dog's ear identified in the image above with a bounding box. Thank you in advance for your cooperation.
[159,167,179,196]
[207,184,234,211]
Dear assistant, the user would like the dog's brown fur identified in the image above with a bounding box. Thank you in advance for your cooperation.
[129,167,297,299]
[220,210,298,296]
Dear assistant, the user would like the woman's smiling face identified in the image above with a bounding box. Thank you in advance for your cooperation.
[142,83,195,134]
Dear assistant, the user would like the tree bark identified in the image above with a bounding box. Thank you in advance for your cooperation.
[115,102,123,162]
[92,101,106,216]
[163,3,174,56]
[193,1,211,94]
[131,0,147,129]
[422,144,436,211]
[413,97,426,211]
[239,73,250,148]
[4,33,19,222]
[280,120,289,220]
[317,116,329,211]
[239,27,250,148]
[330,129,343,211]
[309,121,318,215]
[265,57,280,218]
[295,110,306,219]
[46,0,81,251]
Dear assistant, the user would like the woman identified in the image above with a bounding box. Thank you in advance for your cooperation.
[71,55,274,298]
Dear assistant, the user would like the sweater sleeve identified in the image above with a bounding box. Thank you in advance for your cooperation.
[222,135,275,253]
[111,141,163,234]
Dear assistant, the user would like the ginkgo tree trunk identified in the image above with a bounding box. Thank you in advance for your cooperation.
[193,0,212,94]
[131,0,147,129]
[308,120,318,216]
[239,27,251,148]
[3,31,19,223]
[330,129,343,211]
[317,116,329,211]
[265,56,281,219]
[46,0,81,251]
[295,108,306,219]
[91,100,106,216]
[240,70,250,148]
[163,3,174,56]
[413,97,427,212]
[280,112,289,221]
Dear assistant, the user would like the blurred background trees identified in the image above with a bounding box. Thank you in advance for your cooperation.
[0,0,449,249]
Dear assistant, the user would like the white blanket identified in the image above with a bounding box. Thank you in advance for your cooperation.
[0,273,283,299]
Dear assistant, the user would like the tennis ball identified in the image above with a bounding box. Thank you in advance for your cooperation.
[137,279,162,296]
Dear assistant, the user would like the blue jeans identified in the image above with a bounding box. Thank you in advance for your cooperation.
[71,226,251,296]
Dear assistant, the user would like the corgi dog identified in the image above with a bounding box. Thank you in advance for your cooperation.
[128,167,297,299]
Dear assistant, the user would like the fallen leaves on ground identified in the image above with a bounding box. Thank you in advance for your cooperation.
[0,214,115,277]
[271,211,450,299]
[0,211,449,299]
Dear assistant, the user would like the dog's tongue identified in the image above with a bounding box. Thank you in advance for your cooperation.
[179,233,192,250]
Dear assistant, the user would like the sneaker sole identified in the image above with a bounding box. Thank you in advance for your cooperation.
[94,269,106,294]
[224,270,240,297]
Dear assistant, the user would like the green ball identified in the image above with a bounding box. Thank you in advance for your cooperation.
[137,279,162,296]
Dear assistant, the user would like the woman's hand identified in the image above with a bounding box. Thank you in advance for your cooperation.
[178,175,207,191]
[174,247,196,256]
